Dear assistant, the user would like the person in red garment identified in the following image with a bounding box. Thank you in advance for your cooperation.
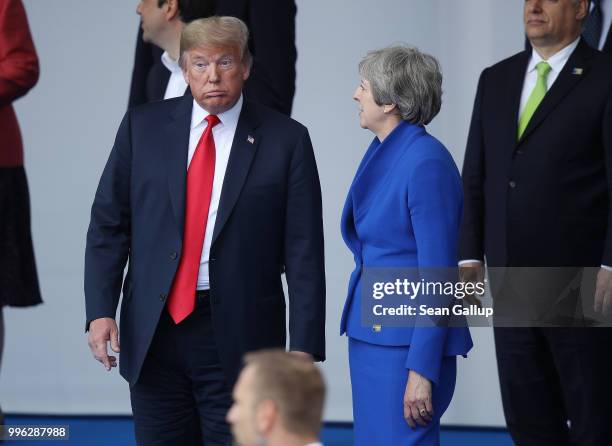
[0,0,43,424]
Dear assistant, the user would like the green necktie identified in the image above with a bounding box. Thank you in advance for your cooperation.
[518,61,552,139]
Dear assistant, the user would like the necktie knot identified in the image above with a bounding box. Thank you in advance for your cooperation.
[206,114,220,128]
[536,61,551,79]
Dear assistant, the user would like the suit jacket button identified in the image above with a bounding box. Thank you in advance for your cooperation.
[159,293,167,302]
[509,180,517,189]
[169,252,178,260]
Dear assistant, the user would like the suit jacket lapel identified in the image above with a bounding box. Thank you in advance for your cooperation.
[350,122,423,220]
[503,52,530,148]
[339,137,382,260]
[163,94,193,235]
[340,187,362,260]
[211,100,261,246]
[518,39,592,145]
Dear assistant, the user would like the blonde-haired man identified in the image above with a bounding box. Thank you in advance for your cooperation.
[86,16,325,446]
[227,350,325,446]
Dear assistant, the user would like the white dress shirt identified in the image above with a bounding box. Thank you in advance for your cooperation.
[459,37,611,271]
[161,51,188,100]
[518,37,579,117]
[305,442,323,446]
[188,95,243,289]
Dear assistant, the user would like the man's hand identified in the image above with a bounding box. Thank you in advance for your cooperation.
[404,370,433,428]
[594,268,612,316]
[289,350,313,362]
[459,261,485,308]
[88,317,120,371]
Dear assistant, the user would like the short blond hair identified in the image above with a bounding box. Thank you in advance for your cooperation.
[180,16,252,68]
[243,350,326,436]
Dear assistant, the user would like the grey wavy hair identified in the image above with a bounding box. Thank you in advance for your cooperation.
[359,45,442,126]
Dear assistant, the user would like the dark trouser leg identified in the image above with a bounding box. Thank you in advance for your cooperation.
[543,327,612,446]
[494,327,570,446]
[130,313,201,446]
[130,300,231,446]
[186,307,232,446]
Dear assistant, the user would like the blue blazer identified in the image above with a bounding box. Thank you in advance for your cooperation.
[340,121,472,384]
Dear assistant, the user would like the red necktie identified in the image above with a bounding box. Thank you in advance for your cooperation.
[167,114,220,324]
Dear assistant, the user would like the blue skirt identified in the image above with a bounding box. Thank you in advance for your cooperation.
[349,337,457,446]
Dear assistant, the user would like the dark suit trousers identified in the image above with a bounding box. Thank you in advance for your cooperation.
[130,294,232,446]
[494,327,612,446]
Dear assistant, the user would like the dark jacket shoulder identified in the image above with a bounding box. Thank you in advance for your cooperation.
[484,50,529,79]
[128,95,186,119]
[243,99,307,134]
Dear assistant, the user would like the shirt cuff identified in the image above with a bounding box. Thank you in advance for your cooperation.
[458,259,483,266]
[601,265,612,271]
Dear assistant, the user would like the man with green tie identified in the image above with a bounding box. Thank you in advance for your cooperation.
[459,0,612,444]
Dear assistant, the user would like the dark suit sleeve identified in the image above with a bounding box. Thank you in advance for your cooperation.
[245,0,296,115]
[214,0,296,114]
[0,0,39,107]
[283,127,326,361]
[602,86,612,265]
[84,111,132,330]
[459,70,488,262]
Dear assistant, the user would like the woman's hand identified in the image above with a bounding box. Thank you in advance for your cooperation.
[404,370,434,428]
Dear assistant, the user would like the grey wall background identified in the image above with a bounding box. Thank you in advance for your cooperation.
[2,0,524,425]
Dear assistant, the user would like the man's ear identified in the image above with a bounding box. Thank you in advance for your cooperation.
[182,54,190,84]
[164,0,180,21]
[255,400,276,436]
[242,61,251,82]
[576,0,589,21]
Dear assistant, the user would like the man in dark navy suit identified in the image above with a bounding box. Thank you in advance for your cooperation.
[85,16,325,446]
[460,0,612,444]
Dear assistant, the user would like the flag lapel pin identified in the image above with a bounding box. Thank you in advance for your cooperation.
[572,68,583,75]
[247,135,255,144]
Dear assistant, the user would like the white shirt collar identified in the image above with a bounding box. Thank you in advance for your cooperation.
[527,37,580,74]
[190,94,244,130]
[160,51,182,74]
[304,443,323,446]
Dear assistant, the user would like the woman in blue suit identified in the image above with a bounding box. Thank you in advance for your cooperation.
[341,45,473,445]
